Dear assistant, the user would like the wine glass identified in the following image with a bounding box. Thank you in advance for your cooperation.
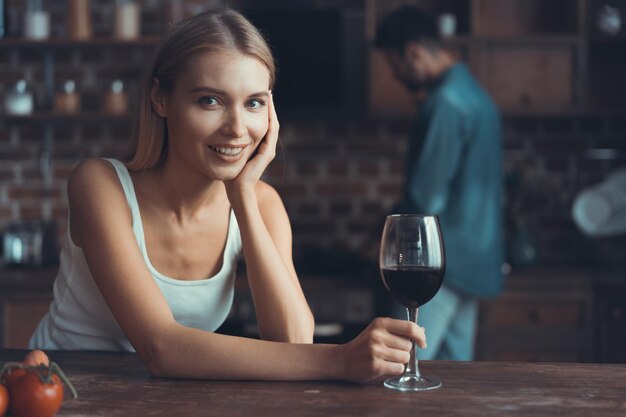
[379,214,445,391]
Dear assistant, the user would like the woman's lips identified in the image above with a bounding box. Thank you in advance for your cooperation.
[208,145,245,156]
[207,144,248,162]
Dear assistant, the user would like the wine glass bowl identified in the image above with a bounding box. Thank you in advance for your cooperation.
[379,214,445,391]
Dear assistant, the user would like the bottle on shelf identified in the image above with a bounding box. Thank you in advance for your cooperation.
[438,13,457,38]
[596,4,622,36]
[24,0,50,40]
[114,0,140,40]
[103,79,129,115]
[68,0,92,40]
[54,80,80,114]
[5,80,34,115]
[0,0,6,38]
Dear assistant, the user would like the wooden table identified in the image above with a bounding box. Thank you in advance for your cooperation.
[1,350,625,416]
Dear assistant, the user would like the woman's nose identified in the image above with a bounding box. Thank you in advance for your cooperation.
[220,108,246,138]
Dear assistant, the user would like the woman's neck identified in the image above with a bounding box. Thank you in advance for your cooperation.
[141,161,228,225]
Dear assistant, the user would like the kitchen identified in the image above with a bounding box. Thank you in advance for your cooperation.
[1,0,626,414]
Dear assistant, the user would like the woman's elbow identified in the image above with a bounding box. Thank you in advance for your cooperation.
[261,313,315,343]
[136,335,172,377]
[290,312,316,344]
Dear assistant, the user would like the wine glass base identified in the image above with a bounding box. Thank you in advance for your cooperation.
[383,374,442,391]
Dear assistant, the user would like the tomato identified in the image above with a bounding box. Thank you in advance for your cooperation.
[10,372,63,417]
[24,350,50,367]
[0,360,77,417]
[1,366,28,389]
[0,384,9,416]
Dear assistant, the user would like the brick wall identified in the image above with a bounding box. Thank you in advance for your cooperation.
[2,1,626,271]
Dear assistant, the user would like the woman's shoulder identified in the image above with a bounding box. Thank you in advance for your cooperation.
[69,158,119,187]
[67,158,133,247]
[67,158,128,207]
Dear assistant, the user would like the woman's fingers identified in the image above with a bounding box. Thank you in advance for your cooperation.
[340,317,429,383]
[373,317,427,349]
[267,92,279,153]
[381,347,411,365]
[257,91,278,159]
[381,331,414,352]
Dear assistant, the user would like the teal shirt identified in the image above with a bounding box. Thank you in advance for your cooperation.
[402,63,504,298]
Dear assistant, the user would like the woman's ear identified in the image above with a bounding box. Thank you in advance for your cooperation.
[150,77,167,118]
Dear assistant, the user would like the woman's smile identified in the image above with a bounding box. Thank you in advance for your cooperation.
[206,143,250,162]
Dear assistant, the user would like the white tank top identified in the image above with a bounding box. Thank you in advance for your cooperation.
[29,158,242,351]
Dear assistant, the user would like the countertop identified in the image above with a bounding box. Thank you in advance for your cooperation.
[1,349,625,416]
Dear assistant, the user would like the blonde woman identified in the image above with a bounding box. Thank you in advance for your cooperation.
[30,8,426,383]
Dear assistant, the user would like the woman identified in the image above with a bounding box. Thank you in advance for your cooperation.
[29,8,426,383]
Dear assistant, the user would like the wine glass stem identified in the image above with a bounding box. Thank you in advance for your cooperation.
[405,306,420,378]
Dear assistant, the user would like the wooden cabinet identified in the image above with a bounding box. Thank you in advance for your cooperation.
[366,0,626,116]
[476,271,594,363]
[473,44,575,110]
[0,267,56,349]
[471,0,579,35]
[594,282,626,364]
[1,295,52,348]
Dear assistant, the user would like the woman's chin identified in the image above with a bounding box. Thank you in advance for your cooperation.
[212,166,245,182]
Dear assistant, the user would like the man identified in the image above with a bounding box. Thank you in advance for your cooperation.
[375,6,504,360]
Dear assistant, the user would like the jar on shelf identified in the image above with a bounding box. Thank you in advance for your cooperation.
[103,79,129,115]
[68,0,92,40]
[54,80,80,114]
[5,80,34,115]
[114,0,140,40]
[0,0,7,38]
[24,0,50,40]
[438,13,457,38]
[596,4,622,36]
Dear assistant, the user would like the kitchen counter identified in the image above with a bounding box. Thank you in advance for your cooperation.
[1,349,625,416]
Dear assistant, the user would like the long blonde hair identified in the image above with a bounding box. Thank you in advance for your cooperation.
[126,8,276,170]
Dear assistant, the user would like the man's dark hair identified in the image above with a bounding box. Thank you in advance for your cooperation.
[374,6,439,53]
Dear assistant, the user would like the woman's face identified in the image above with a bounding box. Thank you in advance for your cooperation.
[159,50,271,181]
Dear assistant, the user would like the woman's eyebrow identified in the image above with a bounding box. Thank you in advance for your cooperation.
[249,91,270,98]
[189,86,227,94]
[189,86,270,98]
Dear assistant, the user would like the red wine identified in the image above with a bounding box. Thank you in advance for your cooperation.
[381,266,444,308]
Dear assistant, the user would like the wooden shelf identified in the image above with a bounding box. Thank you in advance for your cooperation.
[2,112,132,124]
[472,35,581,45]
[503,107,626,117]
[589,35,626,43]
[0,37,160,48]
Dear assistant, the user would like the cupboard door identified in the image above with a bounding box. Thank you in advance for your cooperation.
[475,46,574,109]
[3,297,52,348]
[472,0,579,36]
[482,298,585,327]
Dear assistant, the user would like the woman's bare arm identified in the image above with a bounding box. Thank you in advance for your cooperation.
[68,158,425,382]
[224,93,314,343]
[231,181,314,343]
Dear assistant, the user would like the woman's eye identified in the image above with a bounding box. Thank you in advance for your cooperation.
[199,96,218,106]
[246,98,265,110]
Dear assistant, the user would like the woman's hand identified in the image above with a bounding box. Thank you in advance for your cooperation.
[224,92,279,201]
[338,317,426,384]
